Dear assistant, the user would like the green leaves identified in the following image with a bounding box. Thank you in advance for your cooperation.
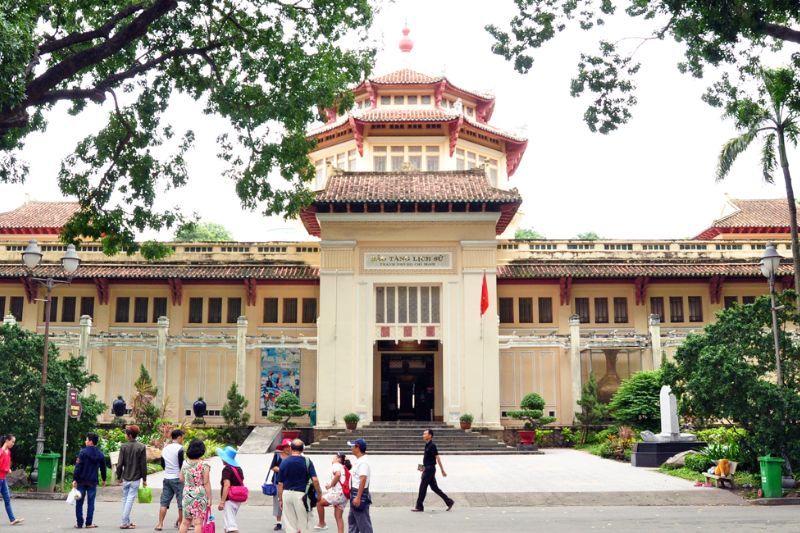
[716,129,757,182]
[174,221,233,242]
[608,369,662,432]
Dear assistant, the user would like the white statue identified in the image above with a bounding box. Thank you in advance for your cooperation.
[641,385,697,443]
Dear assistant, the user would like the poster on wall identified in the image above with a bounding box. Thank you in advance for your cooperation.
[260,347,301,415]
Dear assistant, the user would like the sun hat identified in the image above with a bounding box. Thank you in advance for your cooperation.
[347,438,367,453]
[216,445,241,468]
[276,438,292,450]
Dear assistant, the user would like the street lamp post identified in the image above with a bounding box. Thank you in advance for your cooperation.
[760,242,784,387]
[21,240,80,483]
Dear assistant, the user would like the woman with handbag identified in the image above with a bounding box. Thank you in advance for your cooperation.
[217,446,247,533]
[267,439,291,531]
[179,439,212,533]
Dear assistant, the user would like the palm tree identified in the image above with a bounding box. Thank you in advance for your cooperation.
[717,67,800,303]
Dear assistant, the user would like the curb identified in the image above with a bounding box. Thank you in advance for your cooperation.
[748,497,800,506]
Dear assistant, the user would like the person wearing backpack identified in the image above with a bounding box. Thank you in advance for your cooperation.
[315,453,351,532]
[217,446,247,533]
[278,439,322,533]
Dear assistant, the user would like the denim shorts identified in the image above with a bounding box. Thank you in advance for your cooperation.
[160,478,184,509]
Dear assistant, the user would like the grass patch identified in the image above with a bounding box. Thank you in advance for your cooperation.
[658,465,705,482]
[574,443,604,456]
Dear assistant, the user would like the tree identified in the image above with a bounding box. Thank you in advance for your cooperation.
[0,323,106,467]
[712,67,800,304]
[575,373,609,444]
[486,1,800,134]
[576,231,600,240]
[267,391,308,429]
[0,1,374,259]
[662,293,800,473]
[174,222,233,242]
[514,227,545,239]
[507,392,556,430]
[132,364,159,434]
[608,369,662,432]
[221,382,250,428]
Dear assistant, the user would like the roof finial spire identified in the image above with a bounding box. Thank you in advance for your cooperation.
[399,23,413,53]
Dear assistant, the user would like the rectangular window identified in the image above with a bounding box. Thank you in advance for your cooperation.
[380,95,390,105]
[538,297,553,323]
[188,297,203,324]
[134,297,149,323]
[742,296,756,305]
[669,297,684,323]
[302,298,317,323]
[0,296,4,318]
[431,286,440,322]
[393,95,404,105]
[518,297,534,323]
[283,298,298,323]
[398,286,408,322]
[153,297,167,322]
[499,298,514,323]
[263,298,279,323]
[386,287,395,323]
[426,146,440,171]
[208,297,223,323]
[227,297,242,324]
[688,296,703,322]
[80,297,95,319]
[376,288,385,323]
[42,296,58,322]
[594,298,609,323]
[455,148,465,170]
[407,95,418,105]
[61,296,76,323]
[575,298,590,323]
[420,287,430,323]
[613,297,628,323]
[650,297,665,323]
[421,95,431,104]
[390,146,404,170]
[723,296,738,309]
[373,146,387,172]
[10,297,23,321]
[115,297,130,323]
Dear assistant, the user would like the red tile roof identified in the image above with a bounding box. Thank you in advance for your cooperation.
[369,68,443,85]
[356,107,459,122]
[713,199,794,228]
[314,169,521,204]
[0,201,80,232]
[498,261,793,279]
[0,263,318,280]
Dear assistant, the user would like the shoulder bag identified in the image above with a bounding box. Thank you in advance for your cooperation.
[228,467,249,503]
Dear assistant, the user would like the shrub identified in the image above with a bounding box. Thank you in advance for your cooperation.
[268,391,308,429]
[591,426,618,444]
[598,425,635,461]
[343,413,360,424]
[459,413,474,424]
[560,427,577,446]
[685,453,713,473]
[222,383,250,428]
[508,393,556,430]
[608,370,662,432]
[575,373,609,444]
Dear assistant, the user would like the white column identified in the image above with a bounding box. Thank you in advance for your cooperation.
[79,315,92,370]
[236,316,248,390]
[649,314,663,369]
[156,316,169,406]
[442,280,462,424]
[3,314,16,326]
[569,315,582,412]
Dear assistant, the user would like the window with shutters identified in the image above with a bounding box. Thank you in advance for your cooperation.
[227,298,242,324]
[594,298,609,323]
[650,297,665,323]
[208,298,223,323]
[115,297,130,323]
[688,296,703,322]
[499,298,514,323]
[723,296,738,309]
[518,297,534,323]
[538,297,553,323]
[613,297,628,323]
[742,296,756,305]
[188,298,203,324]
[80,297,95,319]
[375,286,440,324]
[575,298,590,323]
[263,298,278,323]
[152,297,167,322]
[62,296,76,322]
[0,296,4,318]
[669,297,684,323]
[283,298,298,323]
[134,297,149,323]
[43,296,58,322]
[302,298,317,323]
[10,297,23,321]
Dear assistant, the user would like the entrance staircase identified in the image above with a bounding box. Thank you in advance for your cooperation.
[306,421,527,455]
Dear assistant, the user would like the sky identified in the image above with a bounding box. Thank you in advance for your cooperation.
[1,0,797,241]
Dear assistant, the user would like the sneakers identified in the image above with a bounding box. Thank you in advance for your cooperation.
[446,500,455,511]
[314,526,329,530]
[410,508,424,512]
[274,524,283,531]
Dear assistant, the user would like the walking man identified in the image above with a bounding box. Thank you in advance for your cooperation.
[116,425,147,529]
[278,439,321,533]
[347,439,372,533]
[72,432,107,528]
[156,429,185,531]
[411,429,454,512]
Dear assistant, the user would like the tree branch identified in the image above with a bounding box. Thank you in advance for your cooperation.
[762,23,800,45]
[38,4,147,55]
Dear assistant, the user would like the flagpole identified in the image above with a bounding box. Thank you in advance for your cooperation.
[481,270,486,425]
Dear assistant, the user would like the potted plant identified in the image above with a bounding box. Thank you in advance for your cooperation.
[508,393,556,449]
[459,413,474,430]
[344,413,360,431]
[268,391,308,440]
[193,396,207,425]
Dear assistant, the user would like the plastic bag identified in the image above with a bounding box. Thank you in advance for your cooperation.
[137,485,153,504]
[66,487,82,506]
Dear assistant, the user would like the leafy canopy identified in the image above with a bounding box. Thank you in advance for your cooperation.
[662,293,800,472]
[221,382,250,428]
[267,390,307,429]
[608,369,662,432]
[508,392,556,430]
[576,231,600,240]
[174,221,233,242]
[514,227,545,239]
[0,0,375,259]
[487,1,800,134]
[0,323,106,466]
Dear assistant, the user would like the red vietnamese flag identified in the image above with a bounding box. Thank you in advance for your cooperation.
[480,272,489,316]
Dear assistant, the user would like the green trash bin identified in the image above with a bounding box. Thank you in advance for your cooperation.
[758,455,784,498]
[35,453,60,492]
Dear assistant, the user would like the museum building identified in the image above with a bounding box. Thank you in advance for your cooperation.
[0,31,794,430]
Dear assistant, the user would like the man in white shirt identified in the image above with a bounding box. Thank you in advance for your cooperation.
[156,429,185,531]
[346,439,372,533]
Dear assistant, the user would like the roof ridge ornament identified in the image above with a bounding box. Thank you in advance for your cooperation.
[399,24,413,53]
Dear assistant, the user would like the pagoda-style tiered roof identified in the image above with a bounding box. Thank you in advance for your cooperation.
[0,201,79,234]
[695,198,795,239]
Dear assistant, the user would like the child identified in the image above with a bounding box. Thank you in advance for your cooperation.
[179,439,211,533]
[316,452,351,533]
